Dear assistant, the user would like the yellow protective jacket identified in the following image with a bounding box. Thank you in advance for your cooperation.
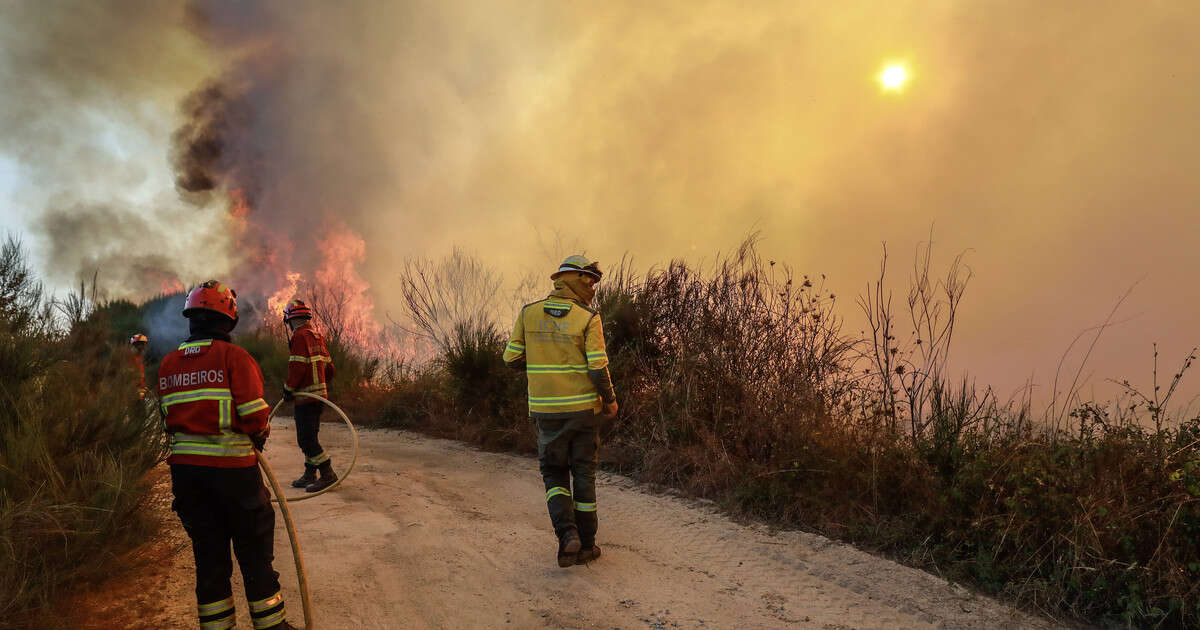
[503,282,616,419]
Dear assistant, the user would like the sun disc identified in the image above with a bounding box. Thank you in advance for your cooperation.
[880,65,908,90]
[883,65,907,92]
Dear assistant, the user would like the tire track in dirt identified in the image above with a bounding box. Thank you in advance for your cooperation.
[106,420,1066,629]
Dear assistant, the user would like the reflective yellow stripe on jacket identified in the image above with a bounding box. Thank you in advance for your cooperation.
[288,354,333,364]
[284,383,329,397]
[236,398,270,416]
[161,388,234,431]
[287,353,330,398]
[169,432,254,458]
[162,388,251,458]
[529,393,600,409]
[526,363,589,374]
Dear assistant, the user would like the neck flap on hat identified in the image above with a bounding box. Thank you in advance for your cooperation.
[551,274,595,305]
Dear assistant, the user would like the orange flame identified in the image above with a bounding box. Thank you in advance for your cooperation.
[313,222,382,350]
[225,190,384,353]
[160,278,186,295]
[267,271,302,320]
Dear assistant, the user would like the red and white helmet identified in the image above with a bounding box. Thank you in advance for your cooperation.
[129,333,149,345]
[183,280,238,322]
[282,299,313,322]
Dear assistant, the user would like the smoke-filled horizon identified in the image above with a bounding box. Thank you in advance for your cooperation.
[2,1,1198,405]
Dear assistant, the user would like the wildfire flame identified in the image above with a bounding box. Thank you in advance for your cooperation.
[226,190,382,352]
[267,271,302,319]
[314,222,382,348]
[160,278,186,294]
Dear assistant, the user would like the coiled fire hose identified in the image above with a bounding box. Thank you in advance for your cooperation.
[253,392,360,630]
[264,393,360,503]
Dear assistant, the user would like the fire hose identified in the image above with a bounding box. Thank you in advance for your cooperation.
[253,391,360,630]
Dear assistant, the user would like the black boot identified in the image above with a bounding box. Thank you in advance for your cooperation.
[306,461,338,493]
[557,529,581,568]
[291,468,317,489]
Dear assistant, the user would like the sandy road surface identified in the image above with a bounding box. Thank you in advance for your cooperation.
[119,419,1064,630]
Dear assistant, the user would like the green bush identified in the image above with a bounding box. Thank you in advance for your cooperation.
[0,238,166,627]
[367,323,529,451]
[235,325,292,403]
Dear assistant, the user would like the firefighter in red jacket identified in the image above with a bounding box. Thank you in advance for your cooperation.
[128,333,148,399]
[282,299,338,492]
[159,281,297,630]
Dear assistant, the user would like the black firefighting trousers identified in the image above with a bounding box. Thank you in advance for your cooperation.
[170,464,286,630]
[295,402,331,472]
[536,414,600,546]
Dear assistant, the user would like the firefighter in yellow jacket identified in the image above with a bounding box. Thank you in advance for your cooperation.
[503,255,618,567]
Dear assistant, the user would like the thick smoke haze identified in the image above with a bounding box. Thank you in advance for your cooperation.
[2,1,1198,404]
[0,0,226,295]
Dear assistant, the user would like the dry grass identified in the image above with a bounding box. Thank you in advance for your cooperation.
[363,239,1200,628]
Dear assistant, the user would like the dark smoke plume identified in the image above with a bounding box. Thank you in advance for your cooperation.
[36,202,225,298]
[171,81,230,196]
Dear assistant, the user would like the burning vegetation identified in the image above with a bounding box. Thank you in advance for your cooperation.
[168,74,384,353]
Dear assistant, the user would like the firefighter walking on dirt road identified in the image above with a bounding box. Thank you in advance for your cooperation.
[504,255,618,567]
[281,299,338,493]
[159,281,297,630]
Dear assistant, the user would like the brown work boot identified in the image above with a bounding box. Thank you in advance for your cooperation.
[306,462,338,493]
[575,544,601,564]
[557,530,581,568]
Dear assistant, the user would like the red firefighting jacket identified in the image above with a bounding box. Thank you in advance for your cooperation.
[285,323,334,404]
[128,353,146,391]
[158,338,272,468]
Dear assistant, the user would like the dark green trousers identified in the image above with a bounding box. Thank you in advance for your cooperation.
[536,414,599,545]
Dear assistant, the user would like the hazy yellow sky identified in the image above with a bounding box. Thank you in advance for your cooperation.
[2,1,1198,407]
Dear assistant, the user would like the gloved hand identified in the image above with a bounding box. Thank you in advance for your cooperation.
[283,389,294,402]
[602,401,619,420]
[250,431,268,452]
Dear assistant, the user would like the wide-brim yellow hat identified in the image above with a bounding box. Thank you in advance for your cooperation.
[551,255,602,280]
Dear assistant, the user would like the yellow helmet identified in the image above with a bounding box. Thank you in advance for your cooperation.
[551,255,602,281]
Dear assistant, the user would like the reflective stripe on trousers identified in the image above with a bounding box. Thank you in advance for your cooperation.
[537,417,600,542]
[249,589,287,629]
[198,596,235,630]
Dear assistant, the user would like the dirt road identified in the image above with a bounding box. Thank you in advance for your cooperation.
[122,419,1063,629]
